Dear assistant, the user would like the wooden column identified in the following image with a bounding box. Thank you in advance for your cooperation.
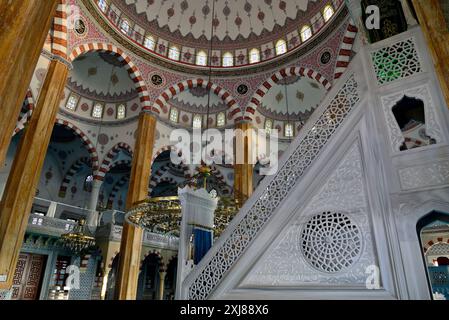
[0,59,69,289]
[412,0,449,108]
[0,0,59,167]
[234,122,254,203]
[158,271,166,300]
[115,112,156,300]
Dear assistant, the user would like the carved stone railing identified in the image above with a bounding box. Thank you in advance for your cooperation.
[182,68,362,300]
[27,214,76,237]
[96,223,179,251]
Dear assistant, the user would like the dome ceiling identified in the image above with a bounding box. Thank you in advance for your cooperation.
[68,51,138,102]
[258,75,326,120]
[169,87,226,113]
[120,0,317,43]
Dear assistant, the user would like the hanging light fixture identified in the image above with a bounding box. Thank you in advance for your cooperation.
[60,218,95,254]
[126,1,242,237]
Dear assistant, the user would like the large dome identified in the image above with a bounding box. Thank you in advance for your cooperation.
[117,0,317,43]
[90,0,344,70]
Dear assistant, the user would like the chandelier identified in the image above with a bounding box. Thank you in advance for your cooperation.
[125,165,244,238]
[60,219,95,254]
[125,196,182,235]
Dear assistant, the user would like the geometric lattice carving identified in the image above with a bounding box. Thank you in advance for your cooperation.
[371,37,422,85]
[187,75,360,300]
[301,212,362,273]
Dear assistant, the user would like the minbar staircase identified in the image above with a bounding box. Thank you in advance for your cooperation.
[180,65,363,300]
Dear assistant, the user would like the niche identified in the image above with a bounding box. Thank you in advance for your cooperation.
[392,96,436,151]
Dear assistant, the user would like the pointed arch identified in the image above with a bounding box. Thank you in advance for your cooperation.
[152,79,240,120]
[334,21,358,80]
[55,118,99,172]
[58,157,92,198]
[69,42,156,114]
[107,175,129,209]
[13,89,35,136]
[97,142,133,180]
[52,0,68,60]
[245,66,332,122]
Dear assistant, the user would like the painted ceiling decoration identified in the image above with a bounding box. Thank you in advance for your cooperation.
[168,88,227,114]
[68,51,138,101]
[119,0,317,43]
[258,75,326,120]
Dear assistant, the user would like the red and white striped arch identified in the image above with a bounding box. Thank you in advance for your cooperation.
[107,175,129,209]
[69,43,157,114]
[244,67,332,121]
[13,90,35,137]
[334,21,358,80]
[151,145,189,167]
[153,79,239,118]
[55,118,99,172]
[58,157,91,198]
[96,142,133,181]
[423,237,449,254]
[52,0,68,60]
[148,162,191,194]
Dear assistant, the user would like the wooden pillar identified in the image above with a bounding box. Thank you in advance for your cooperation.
[0,59,69,289]
[234,122,254,203]
[115,112,156,300]
[0,0,59,167]
[412,0,449,108]
[158,271,166,300]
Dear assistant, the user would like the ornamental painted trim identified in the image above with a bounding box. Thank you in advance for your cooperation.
[69,42,158,114]
[244,67,332,122]
[186,73,360,300]
[55,118,100,172]
[13,89,35,136]
[151,145,189,168]
[96,142,133,181]
[52,0,68,60]
[380,84,444,153]
[81,0,349,77]
[59,157,92,198]
[153,79,240,119]
[334,21,357,79]
[149,163,191,194]
[107,175,130,209]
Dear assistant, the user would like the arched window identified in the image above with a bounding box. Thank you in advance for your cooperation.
[66,95,79,111]
[300,25,312,42]
[249,48,260,64]
[323,4,335,22]
[168,46,180,61]
[117,104,126,119]
[92,102,104,118]
[98,0,107,12]
[120,20,130,35]
[169,108,179,123]
[265,119,273,134]
[196,50,208,66]
[222,52,234,67]
[275,39,287,55]
[193,115,202,129]
[217,112,226,127]
[144,36,156,50]
[284,123,294,137]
